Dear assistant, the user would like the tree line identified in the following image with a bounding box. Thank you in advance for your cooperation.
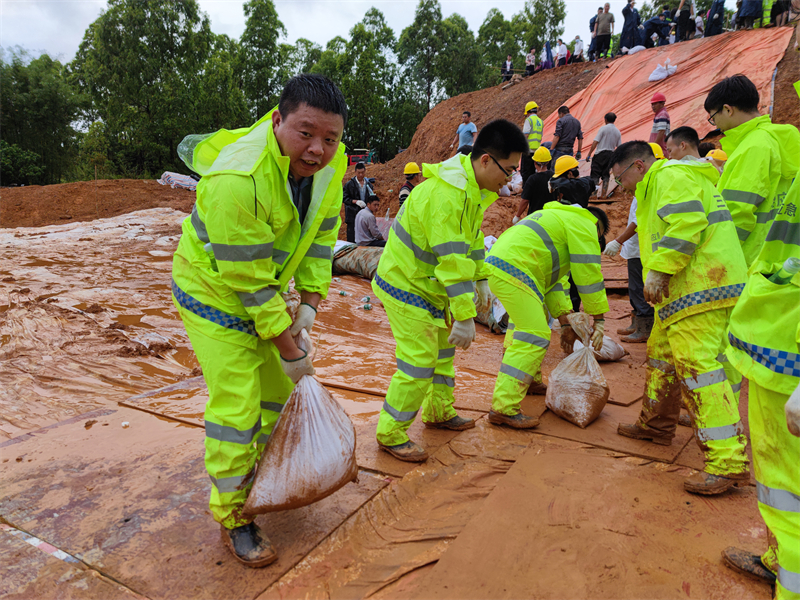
[1,0,569,186]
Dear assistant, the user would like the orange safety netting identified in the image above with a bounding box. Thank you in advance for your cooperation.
[542,28,793,167]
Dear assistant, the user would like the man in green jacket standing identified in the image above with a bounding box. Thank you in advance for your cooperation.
[705,74,800,266]
[373,120,529,462]
[172,75,348,567]
[611,141,750,495]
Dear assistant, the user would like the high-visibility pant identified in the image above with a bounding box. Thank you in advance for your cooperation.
[637,308,749,478]
[182,313,294,529]
[491,275,550,415]
[750,382,800,599]
[376,302,457,446]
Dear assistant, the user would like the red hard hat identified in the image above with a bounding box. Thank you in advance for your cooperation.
[651,92,666,103]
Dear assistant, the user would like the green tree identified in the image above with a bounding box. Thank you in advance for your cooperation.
[513,0,567,57]
[438,14,481,97]
[398,0,444,111]
[239,0,286,119]
[310,36,348,86]
[70,0,214,176]
[477,9,520,87]
[292,38,322,74]
[197,35,250,132]
[1,49,82,184]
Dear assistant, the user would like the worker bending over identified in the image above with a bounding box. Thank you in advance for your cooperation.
[610,141,750,495]
[486,201,610,428]
[171,75,348,567]
[373,119,529,462]
[721,170,800,599]
[705,74,800,266]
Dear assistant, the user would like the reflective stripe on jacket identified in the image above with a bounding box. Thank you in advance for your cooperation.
[636,158,748,327]
[172,108,346,345]
[373,153,497,324]
[718,115,800,267]
[486,201,609,317]
[525,114,544,151]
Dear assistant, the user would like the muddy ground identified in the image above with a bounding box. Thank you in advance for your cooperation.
[2,27,796,600]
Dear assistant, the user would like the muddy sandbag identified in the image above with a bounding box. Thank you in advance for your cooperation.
[573,335,628,362]
[243,333,358,515]
[546,314,610,428]
[474,291,508,334]
[333,244,384,280]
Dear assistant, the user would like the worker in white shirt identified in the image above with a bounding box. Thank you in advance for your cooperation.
[556,39,568,66]
[570,36,585,63]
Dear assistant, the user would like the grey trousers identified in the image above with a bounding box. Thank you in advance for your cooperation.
[627,257,654,317]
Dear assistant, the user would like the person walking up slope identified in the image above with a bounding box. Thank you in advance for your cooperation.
[373,120,529,461]
[610,141,750,496]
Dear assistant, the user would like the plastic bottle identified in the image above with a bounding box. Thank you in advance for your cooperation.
[339,290,348,296]
[364,303,372,310]
[768,257,800,285]
[361,296,370,302]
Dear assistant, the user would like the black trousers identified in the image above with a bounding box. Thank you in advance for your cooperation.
[360,239,386,247]
[569,274,581,312]
[346,221,355,243]
[520,153,536,187]
[627,257,654,317]
[596,34,611,57]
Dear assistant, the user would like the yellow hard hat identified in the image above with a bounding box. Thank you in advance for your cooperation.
[553,155,580,178]
[532,146,552,163]
[648,142,665,160]
[403,162,421,175]
[524,101,539,114]
[707,148,728,161]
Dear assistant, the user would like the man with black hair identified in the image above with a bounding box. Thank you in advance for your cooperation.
[551,106,584,163]
[665,126,701,161]
[586,112,622,199]
[343,162,372,242]
[373,119,528,461]
[355,196,386,247]
[172,74,348,566]
[501,54,514,81]
[449,111,477,153]
[485,199,609,428]
[704,74,800,267]
[610,140,750,496]
[588,7,604,60]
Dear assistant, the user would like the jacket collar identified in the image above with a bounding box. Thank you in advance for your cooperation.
[719,114,771,153]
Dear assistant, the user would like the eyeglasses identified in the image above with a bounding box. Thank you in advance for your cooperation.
[614,160,637,186]
[707,109,721,126]
[488,154,513,178]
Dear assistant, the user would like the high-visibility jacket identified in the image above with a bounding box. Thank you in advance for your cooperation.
[373,153,497,325]
[172,108,347,347]
[525,114,544,152]
[486,201,610,317]
[727,170,800,396]
[636,158,748,327]
[718,115,800,267]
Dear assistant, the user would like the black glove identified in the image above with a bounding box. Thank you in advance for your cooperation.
[575,151,582,160]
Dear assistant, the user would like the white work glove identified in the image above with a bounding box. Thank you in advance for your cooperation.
[289,302,317,336]
[590,319,605,351]
[675,9,681,16]
[280,350,315,383]
[475,279,491,313]
[786,381,800,437]
[355,200,366,209]
[603,239,622,257]
[639,24,645,29]
[714,12,720,18]
[512,215,520,225]
[644,269,672,305]
[448,318,476,350]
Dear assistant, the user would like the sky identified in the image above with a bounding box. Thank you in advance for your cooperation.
[1,0,633,62]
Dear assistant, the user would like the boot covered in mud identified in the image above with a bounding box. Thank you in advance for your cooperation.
[683,471,737,495]
[620,315,653,343]
[617,311,636,336]
[488,410,540,429]
[527,380,548,395]
[424,414,476,431]
[721,547,777,583]
[378,440,429,462]
[617,422,673,445]
[221,522,278,568]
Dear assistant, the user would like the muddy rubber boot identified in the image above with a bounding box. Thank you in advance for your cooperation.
[620,316,653,343]
[617,422,673,445]
[527,381,548,395]
[617,312,636,336]
[424,414,476,431]
[678,414,692,427]
[683,471,736,495]
[221,522,278,568]
[378,440,429,462]
[488,410,540,429]
[722,547,777,583]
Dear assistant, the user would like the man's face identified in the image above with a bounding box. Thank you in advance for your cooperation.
[707,105,735,132]
[462,112,470,123]
[507,55,512,61]
[272,103,344,180]
[651,101,664,114]
[355,167,365,182]
[665,138,694,160]
[474,152,521,194]
[612,158,648,192]
[411,173,422,184]
[366,200,379,213]
[604,3,610,11]
[598,8,604,14]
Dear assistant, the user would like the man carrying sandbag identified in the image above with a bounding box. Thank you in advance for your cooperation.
[373,120,529,462]
[485,201,610,428]
[171,74,348,567]
[610,140,750,496]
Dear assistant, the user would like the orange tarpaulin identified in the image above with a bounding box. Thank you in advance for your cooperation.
[543,28,793,168]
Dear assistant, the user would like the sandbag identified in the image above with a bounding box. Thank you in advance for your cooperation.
[333,245,384,280]
[648,58,677,82]
[243,333,358,515]
[474,290,508,334]
[546,314,610,428]
[573,335,628,362]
